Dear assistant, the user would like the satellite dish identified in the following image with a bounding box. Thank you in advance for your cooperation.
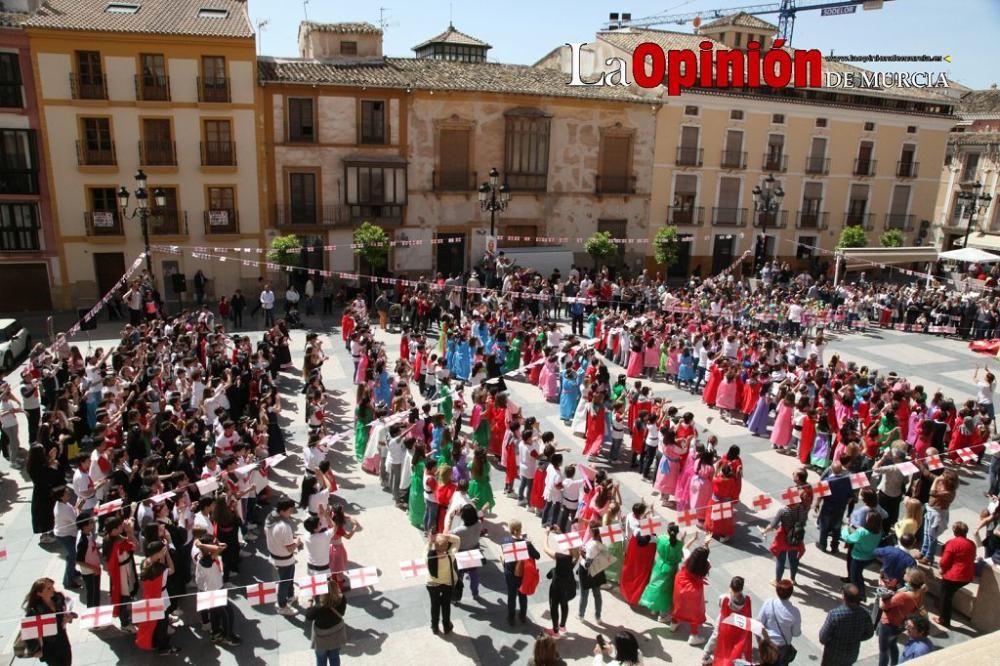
[692,16,701,27]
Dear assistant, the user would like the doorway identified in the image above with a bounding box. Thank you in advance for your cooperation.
[667,236,692,278]
[435,233,466,277]
[93,252,126,298]
[711,235,735,275]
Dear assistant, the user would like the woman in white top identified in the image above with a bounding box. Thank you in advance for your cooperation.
[974,366,996,422]
[52,485,80,589]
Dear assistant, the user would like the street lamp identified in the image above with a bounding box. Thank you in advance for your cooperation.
[751,173,784,271]
[957,180,994,247]
[478,167,511,237]
[118,169,166,284]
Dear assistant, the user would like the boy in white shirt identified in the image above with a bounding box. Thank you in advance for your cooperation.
[541,453,564,528]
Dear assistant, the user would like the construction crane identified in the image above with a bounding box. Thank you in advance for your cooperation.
[606,0,894,46]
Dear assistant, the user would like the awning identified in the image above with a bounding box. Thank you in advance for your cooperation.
[961,232,1000,253]
[839,246,939,266]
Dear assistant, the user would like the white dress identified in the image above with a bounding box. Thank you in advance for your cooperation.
[571,394,589,437]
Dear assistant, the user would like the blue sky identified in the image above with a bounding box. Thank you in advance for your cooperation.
[247,0,1000,89]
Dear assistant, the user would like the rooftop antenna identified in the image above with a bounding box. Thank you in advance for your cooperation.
[256,19,270,56]
[378,7,398,32]
[303,0,309,20]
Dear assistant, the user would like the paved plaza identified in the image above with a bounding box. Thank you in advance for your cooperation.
[0,312,992,665]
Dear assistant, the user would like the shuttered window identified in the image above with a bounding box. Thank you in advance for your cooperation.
[437,128,471,190]
[288,98,315,143]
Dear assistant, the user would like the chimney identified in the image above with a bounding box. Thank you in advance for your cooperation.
[622,12,631,25]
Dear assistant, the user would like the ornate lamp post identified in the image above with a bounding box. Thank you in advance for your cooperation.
[752,173,784,271]
[478,167,511,237]
[957,180,994,248]
[118,169,166,284]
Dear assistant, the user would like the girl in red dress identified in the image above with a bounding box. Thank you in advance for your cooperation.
[671,544,712,646]
[703,465,738,542]
[102,517,138,631]
[619,502,657,605]
[797,408,817,465]
[583,393,607,459]
[488,394,508,459]
[710,576,753,665]
[135,541,178,655]
[701,357,724,408]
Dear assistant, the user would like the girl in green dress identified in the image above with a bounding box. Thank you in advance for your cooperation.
[439,377,453,426]
[471,390,490,450]
[503,333,523,374]
[467,448,495,514]
[354,386,375,463]
[639,523,697,621]
[408,447,427,529]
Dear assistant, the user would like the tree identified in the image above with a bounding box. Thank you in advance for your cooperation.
[837,226,868,249]
[353,222,389,271]
[266,234,302,285]
[584,231,618,271]
[879,229,904,247]
[653,225,680,269]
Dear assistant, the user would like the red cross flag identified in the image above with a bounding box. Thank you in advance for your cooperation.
[957,448,978,464]
[895,461,919,477]
[598,523,625,545]
[780,487,801,505]
[710,501,734,521]
[677,510,699,527]
[751,494,773,511]
[196,589,229,611]
[637,516,662,536]
[456,550,484,569]
[850,473,870,490]
[196,476,220,495]
[266,453,288,467]
[399,559,428,580]
[131,598,165,624]
[926,455,944,471]
[722,613,766,638]
[245,582,277,606]
[501,540,531,563]
[296,575,329,598]
[987,441,1000,456]
[555,532,584,552]
[94,498,123,517]
[813,481,831,498]
[150,491,175,504]
[20,614,58,641]
[347,566,379,589]
[78,604,116,630]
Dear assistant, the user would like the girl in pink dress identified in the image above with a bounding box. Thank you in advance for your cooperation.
[626,337,644,378]
[541,356,559,402]
[770,392,795,451]
[715,369,740,423]
[654,431,688,506]
[643,337,660,379]
[665,344,681,384]
[689,453,715,523]
[674,443,704,513]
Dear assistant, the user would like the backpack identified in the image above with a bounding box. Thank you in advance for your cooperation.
[786,518,806,547]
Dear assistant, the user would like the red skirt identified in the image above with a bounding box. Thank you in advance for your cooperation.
[671,567,707,627]
[530,468,546,509]
[619,536,657,605]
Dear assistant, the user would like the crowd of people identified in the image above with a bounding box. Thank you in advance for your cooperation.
[3,251,998,666]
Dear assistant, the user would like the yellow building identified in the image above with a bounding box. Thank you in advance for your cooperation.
[258,22,657,278]
[25,0,263,308]
[536,14,957,276]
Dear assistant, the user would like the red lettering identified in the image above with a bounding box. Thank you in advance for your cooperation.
[665,49,696,96]
[793,49,824,88]
[716,50,745,88]
[699,41,714,88]
[633,42,666,89]
[746,42,761,88]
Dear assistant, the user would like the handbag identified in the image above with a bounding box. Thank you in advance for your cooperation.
[588,545,615,576]
[452,577,464,603]
[310,605,348,651]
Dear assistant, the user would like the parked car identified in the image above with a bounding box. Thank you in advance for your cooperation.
[0,319,29,371]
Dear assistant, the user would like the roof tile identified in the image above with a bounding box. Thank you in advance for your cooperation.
[699,12,778,31]
[25,0,254,38]
[412,23,491,51]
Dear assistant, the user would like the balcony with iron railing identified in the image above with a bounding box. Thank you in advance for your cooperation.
[274,204,350,228]
[135,75,170,102]
[667,205,704,226]
[711,207,747,227]
[844,212,874,230]
[896,160,919,178]
[753,210,789,229]
[720,150,747,169]
[347,204,404,226]
[432,169,477,192]
[84,211,123,236]
[203,209,239,234]
[796,210,829,230]
[595,174,637,195]
[149,209,187,236]
[201,141,236,167]
[804,155,830,175]
[761,153,787,172]
[76,141,116,166]
[0,168,38,195]
[884,213,914,231]
[197,77,231,103]
[69,74,107,100]
[139,140,176,167]
[676,146,703,167]
[505,172,546,192]
[853,158,877,176]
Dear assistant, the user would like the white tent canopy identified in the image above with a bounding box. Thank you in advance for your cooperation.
[938,247,1000,263]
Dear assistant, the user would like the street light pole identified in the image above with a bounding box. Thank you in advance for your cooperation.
[479,166,511,238]
[119,169,166,287]
[958,180,993,248]
[751,173,784,272]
